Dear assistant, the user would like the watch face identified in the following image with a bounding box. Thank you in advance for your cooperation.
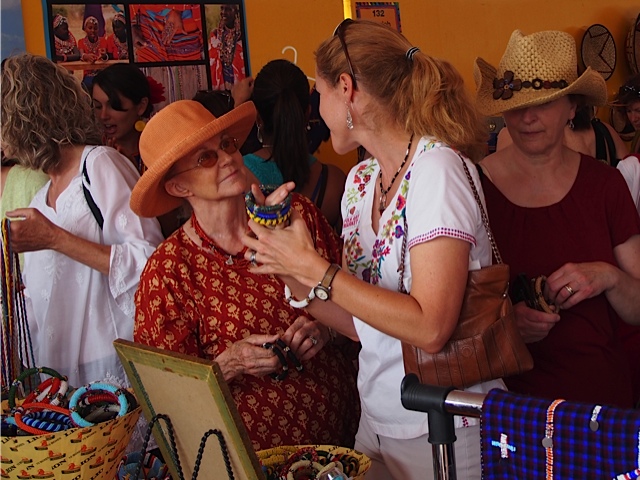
[314,286,329,301]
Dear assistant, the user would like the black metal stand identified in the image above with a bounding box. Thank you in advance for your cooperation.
[400,374,485,480]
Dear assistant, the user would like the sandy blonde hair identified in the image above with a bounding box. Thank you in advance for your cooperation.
[1,53,102,173]
[316,20,487,161]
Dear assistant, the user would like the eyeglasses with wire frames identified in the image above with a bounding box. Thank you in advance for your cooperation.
[333,18,358,90]
[168,137,239,179]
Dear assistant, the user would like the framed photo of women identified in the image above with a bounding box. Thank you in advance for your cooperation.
[44,1,250,97]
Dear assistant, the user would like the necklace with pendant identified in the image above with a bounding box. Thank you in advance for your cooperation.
[191,212,247,265]
[378,134,414,214]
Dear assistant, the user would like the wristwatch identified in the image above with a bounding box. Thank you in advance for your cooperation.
[313,263,341,301]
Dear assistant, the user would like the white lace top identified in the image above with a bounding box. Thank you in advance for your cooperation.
[23,146,163,388]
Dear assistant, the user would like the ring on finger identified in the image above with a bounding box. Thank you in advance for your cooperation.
[307,335,318,346]
[563,284,575,296]
[249,250,257,266]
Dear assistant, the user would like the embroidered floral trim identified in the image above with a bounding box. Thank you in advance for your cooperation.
[492,70,569,100]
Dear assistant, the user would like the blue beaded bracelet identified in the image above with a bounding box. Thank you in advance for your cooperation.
[245,185,293,227]
[68,382,129,427]
[22,410,73,432]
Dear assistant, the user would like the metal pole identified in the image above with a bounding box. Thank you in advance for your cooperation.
[400,375,486,480]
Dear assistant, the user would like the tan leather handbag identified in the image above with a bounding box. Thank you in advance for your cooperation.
[400,157,533,389]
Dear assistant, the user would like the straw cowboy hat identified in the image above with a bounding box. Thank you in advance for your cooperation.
[474,29,607,117]
[130,100,256,218]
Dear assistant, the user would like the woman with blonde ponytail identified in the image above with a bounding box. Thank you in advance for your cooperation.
[244,20,499,479]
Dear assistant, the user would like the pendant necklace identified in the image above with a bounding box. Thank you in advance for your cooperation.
[191,212,247,265]
[378,134,414,214]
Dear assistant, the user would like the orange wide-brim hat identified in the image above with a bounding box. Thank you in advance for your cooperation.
[474,30,607,117]
[130,100,256,218]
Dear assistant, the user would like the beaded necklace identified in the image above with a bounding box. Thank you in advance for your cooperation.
[191,212,247,266]
[114,36,128,59]
[82,35,101,56]
[1,219,35,397]
[217,24,241,67]
[378,134,414,213]
[55,32,77,55]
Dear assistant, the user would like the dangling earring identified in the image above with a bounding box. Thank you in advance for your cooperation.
[306,123,312,131]
[135,118,147,132]
[256,123,263,144]
[568,118,575,130]
[346,104,354,130]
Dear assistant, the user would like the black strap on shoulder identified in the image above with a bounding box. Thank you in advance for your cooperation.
[81,147,103,230]
[591,118,618,166]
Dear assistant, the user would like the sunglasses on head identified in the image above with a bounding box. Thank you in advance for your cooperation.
[333,18,358,90]
[169,137,239,179]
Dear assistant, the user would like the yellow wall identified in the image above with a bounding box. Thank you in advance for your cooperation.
[19,0,640,171]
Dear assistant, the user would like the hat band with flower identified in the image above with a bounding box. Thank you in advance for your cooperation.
[493,71,569,101]
[474,29,607,117]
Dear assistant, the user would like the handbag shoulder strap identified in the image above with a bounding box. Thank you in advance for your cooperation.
[457,155,503,264]
[81,146,104,230]
[397,155,504,292]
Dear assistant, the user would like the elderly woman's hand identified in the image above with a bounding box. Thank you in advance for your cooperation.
[6,208,60,253]
[513,301,560,343]
[216,333,281,382]
[281,316,330,362]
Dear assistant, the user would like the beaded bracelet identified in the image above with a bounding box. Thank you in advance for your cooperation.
[24,377,69,407]
[275,339,304,373]
[533,276,556,314]
[263,342,289,381]
[13,403,72,436]
[68,382,129,427]
[21,410,73,433]
[284,284,315,309]
[245,185,293,227]
[8,367,66,410]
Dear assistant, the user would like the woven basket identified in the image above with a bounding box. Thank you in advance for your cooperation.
[257,444,371,480]
[1,400,141,480]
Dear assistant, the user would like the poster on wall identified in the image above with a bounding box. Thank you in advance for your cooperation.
[355,2,401,33]
[45,1,249,101]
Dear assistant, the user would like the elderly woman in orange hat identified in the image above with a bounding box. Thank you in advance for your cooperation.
[130,100,359,450]
[474,30,640,408]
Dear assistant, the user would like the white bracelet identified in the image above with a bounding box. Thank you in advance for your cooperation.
[284,284,315,309]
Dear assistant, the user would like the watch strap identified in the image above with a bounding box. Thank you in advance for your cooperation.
[319,263,340,290]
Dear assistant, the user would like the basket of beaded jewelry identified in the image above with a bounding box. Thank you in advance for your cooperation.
[1,372,141,480]
[257,445,371,480]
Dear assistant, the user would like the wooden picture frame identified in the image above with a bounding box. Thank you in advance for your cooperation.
[114,339,265,480]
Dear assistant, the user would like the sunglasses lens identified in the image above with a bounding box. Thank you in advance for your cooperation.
[221,137,238,154]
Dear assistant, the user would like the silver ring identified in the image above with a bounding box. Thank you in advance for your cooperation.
[564,284,575,296]
[249,250,257,266]
[307,335,318,346]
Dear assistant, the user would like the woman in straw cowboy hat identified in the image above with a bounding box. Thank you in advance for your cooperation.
[130,100,359,450]
[475,30,640,408]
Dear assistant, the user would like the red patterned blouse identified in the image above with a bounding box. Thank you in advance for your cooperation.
[134,194,360,450]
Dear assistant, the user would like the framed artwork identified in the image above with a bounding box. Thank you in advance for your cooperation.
[114,339,265,480]
[45,1,249,98]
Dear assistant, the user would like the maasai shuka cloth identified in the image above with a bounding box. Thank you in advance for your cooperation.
[481,388,640,479]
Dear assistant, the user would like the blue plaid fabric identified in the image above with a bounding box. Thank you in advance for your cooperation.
[481,389,640,479]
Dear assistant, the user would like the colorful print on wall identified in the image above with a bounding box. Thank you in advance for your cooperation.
[45,1,248,97]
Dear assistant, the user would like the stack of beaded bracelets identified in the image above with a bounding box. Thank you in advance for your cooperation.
[246,185,292,227]
[8,366,68,410]
[68,382,130,428]
[262,339,304,381]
